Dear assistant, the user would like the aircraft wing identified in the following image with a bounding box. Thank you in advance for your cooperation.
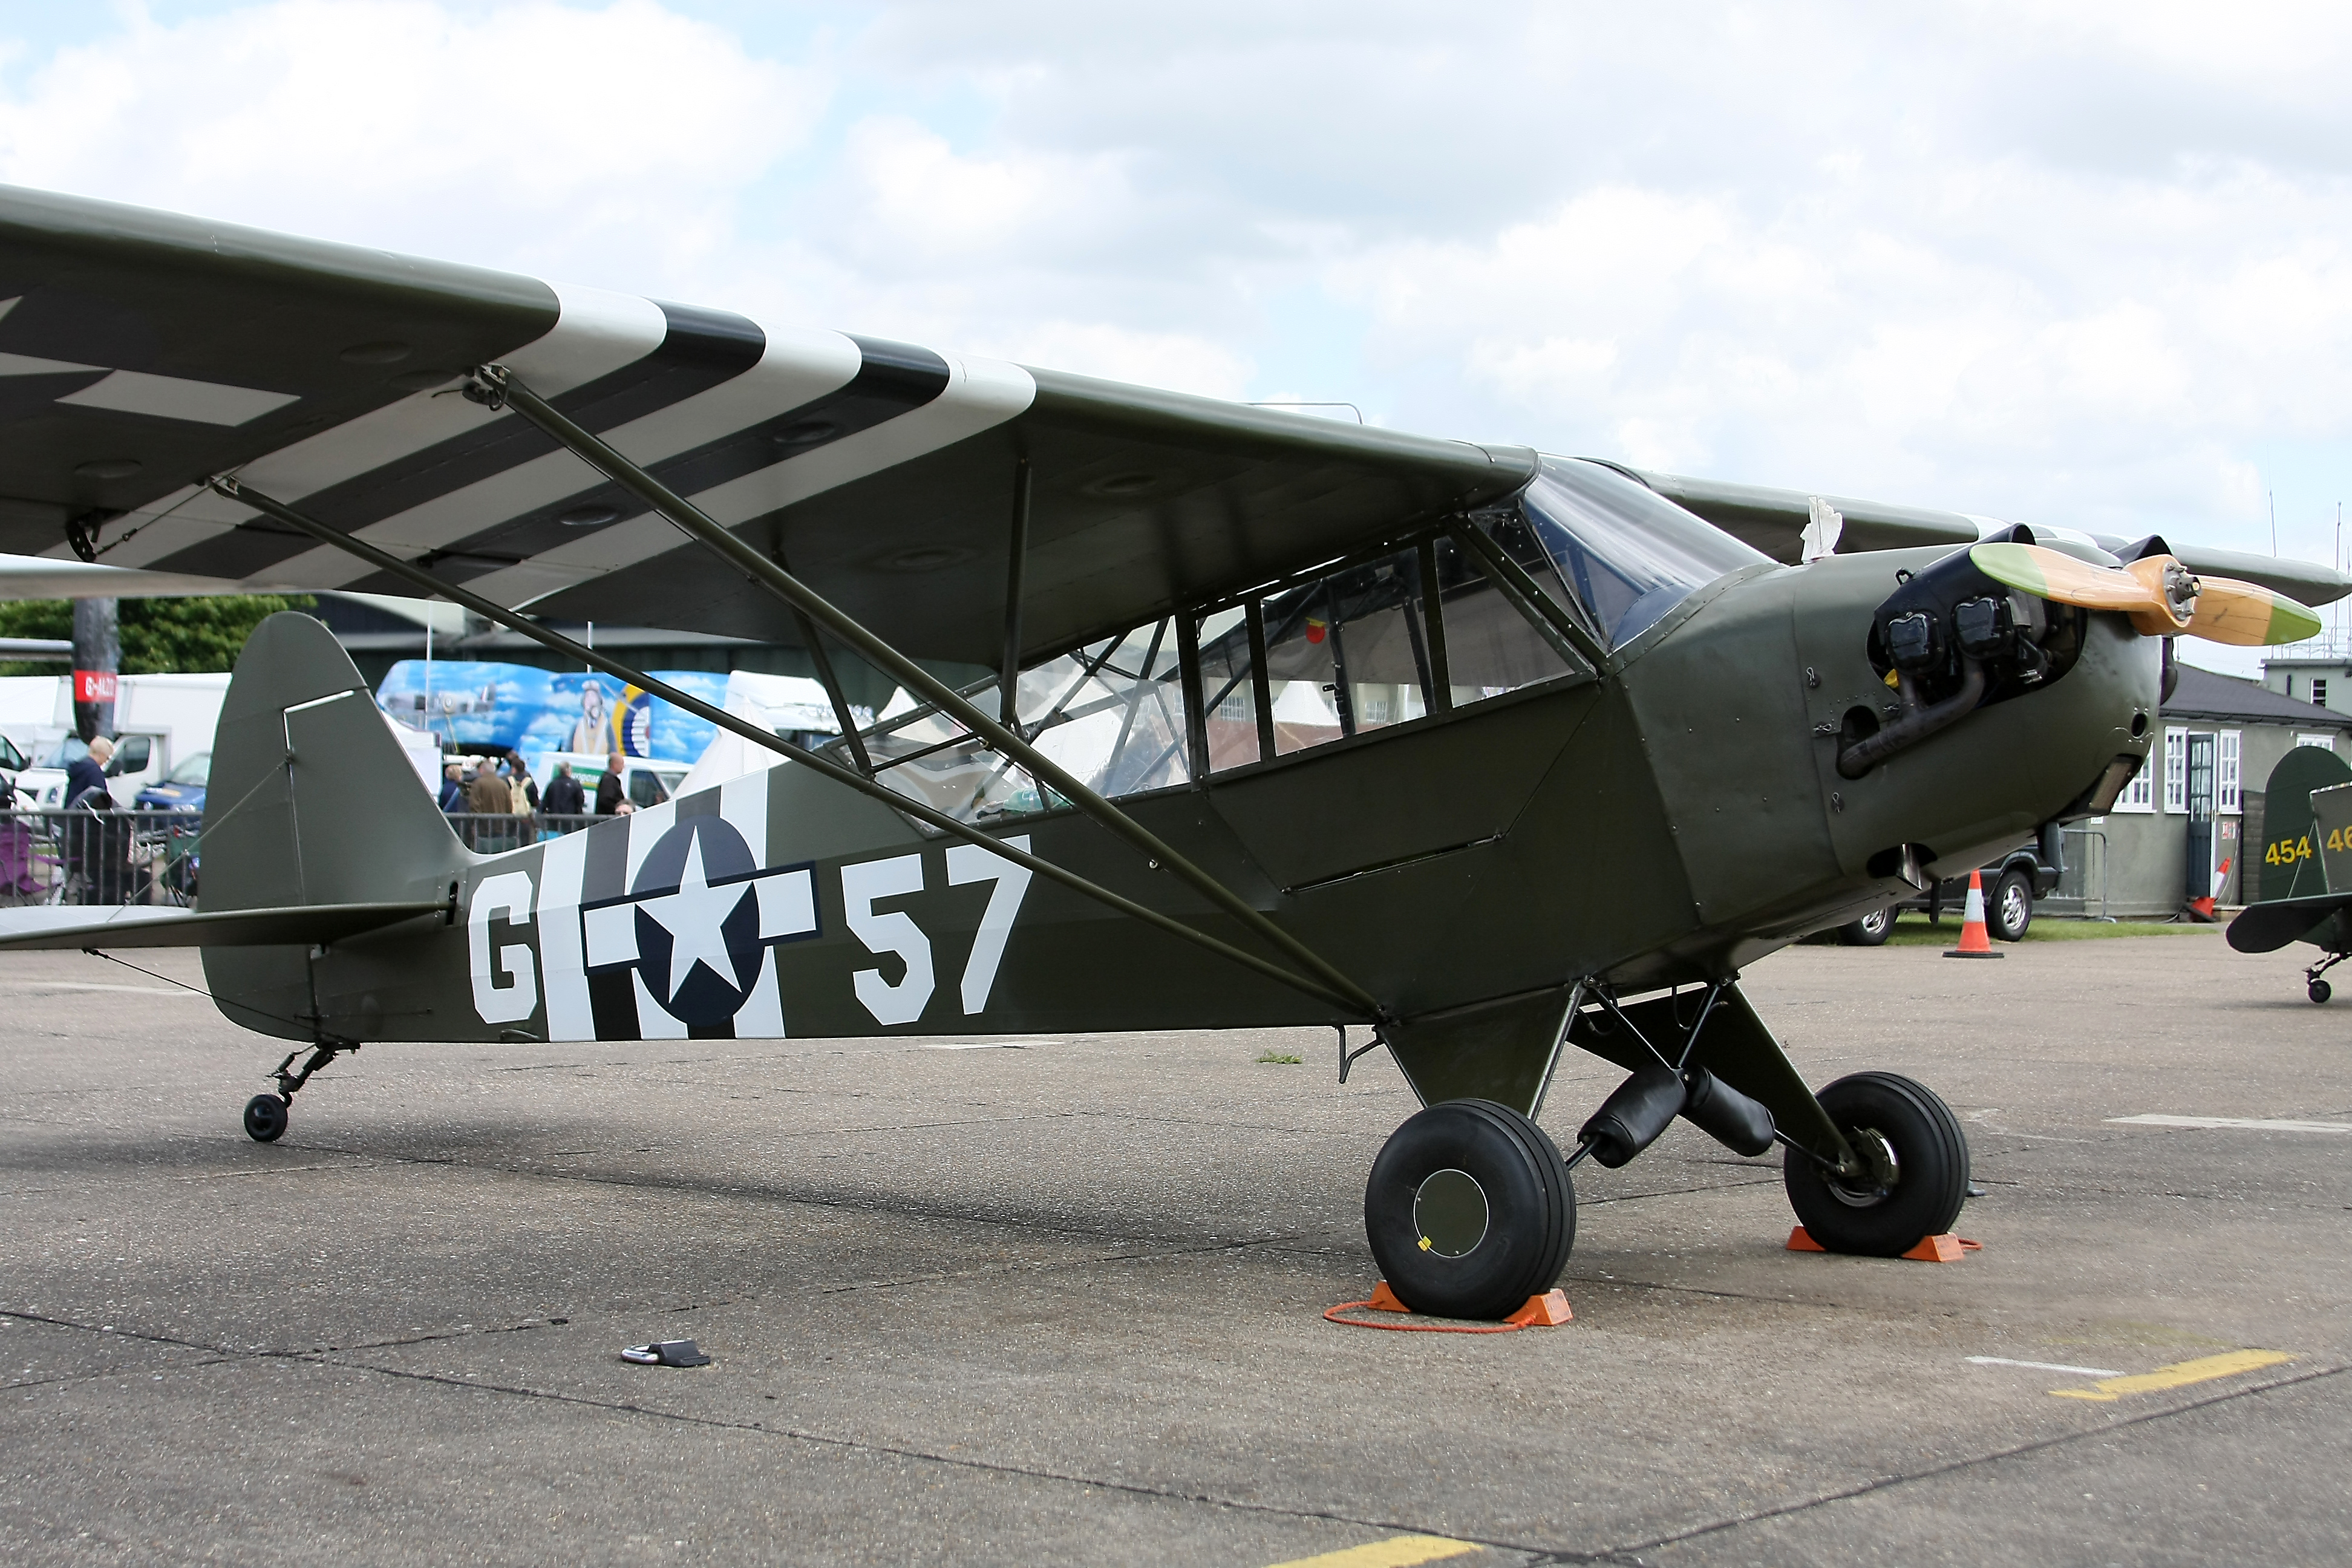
[1633,472,2352,607]
[2163,544,2351,612]
[0,185,1534,668]
[2225,892,2352,955]
[1630,470,1981,561]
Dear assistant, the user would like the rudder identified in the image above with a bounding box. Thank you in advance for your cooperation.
[201,612,469,1036]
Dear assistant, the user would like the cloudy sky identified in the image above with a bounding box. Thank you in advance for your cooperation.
[2,1,2347,669]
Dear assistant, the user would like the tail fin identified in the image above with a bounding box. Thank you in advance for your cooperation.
[202,612,468,1036]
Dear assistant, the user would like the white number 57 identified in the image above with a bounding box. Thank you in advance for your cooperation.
[841,837,1033,1027]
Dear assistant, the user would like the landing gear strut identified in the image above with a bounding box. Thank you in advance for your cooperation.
[2306,951,2343,1004]
[242,1039,358,1143]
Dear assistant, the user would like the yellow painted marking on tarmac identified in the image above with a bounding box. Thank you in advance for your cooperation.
[2048,1348,2294,1402]
[1263,1535,1484,1568]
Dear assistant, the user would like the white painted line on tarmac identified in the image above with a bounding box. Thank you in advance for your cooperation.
[918,1039,1060,1051]
[2108,1114,2351,1134]
[1968,1355,2124,1377]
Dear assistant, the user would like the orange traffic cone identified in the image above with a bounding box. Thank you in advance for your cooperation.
[1943,867,2004,959]
[2187,857,2232,922]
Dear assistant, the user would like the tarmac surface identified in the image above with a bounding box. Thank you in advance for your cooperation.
[2,928,2346,1566]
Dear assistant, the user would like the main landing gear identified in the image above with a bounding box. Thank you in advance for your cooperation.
[242,1039,358,1143]
[1364,1100,1575,1320]
[1361,982,1975,1317]
[1783,1071,1970,1255]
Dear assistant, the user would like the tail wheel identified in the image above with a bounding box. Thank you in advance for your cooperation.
[2310,979,2333,1004]
[1365,1099,1574,1320]
[1783,1073,1968,1256]
[243,1093,289,1143]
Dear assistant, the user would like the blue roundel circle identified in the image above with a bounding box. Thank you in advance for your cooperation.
[629,815,764,1028]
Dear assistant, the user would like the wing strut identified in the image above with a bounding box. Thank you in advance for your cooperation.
[462,362,1387,1021]
[207,476,1377,1021]
[773,539,872,777]
[1000,456,1030,727]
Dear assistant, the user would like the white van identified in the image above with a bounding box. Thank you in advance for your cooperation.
[8,673,230,809]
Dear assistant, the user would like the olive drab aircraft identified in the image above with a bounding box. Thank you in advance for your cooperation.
[0,186,2344,1320]
[2226,744,2352,1003]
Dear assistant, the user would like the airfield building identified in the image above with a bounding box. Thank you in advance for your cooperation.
[2054,663,2352,919]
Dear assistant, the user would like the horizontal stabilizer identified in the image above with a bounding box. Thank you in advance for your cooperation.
[0,901,445,952]
[2225,893,2352,955]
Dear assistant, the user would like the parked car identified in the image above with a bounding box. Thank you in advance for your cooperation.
[1837,826,2066,945]
[133,751,211,814]
[4,673,226,809]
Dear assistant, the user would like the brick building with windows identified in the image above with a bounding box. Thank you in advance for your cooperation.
[2060,664,2352,918]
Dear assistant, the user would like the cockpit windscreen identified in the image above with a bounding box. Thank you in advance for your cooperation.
[1520,457,1769,647]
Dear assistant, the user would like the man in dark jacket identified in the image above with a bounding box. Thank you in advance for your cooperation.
[593,751,629,815]
[437,762,464,813]
[64,736,111,809]
[541,761,585,818]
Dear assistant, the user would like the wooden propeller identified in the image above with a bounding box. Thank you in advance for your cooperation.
[1968,541,2322,646]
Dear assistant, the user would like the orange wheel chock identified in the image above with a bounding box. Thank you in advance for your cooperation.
[1325,1282,1572,1333]
[1787,1226,1981,1260]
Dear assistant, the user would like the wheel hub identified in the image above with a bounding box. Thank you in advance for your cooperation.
[1412,1168,1490,1258]
[1826,1126,1900,1206]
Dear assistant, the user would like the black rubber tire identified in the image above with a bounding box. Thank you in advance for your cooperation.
[2311,979,2333,1005]
[1783,1072,1968,1256]
[1990,871,2033,942]
[243,1093,289,1143]
[1838,907,1895,946]
[1365,1099,1574,1319]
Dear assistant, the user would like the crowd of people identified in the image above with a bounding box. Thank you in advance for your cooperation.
[437,750,640,848]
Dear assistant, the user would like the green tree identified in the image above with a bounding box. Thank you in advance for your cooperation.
[0,596,315,678]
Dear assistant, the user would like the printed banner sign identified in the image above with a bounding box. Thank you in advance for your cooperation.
[72,668,117,704]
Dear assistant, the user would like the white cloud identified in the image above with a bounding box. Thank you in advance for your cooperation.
[0,1,822,285]
[3,0,2351,606]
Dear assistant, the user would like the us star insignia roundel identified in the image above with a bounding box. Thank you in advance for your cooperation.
[531,768,821,1042]
[585,815,814,1030]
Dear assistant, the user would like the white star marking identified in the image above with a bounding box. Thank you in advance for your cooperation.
[635,833,749,1003]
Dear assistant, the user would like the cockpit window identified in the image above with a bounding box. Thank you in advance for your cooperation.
[1517,457,1769,647]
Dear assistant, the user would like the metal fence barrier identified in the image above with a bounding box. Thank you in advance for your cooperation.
[0,808,203,909]
[441,812,605,854]
[0,809,629,907]
[2041,825,2110,921]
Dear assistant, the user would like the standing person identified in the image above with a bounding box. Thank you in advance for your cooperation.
[63,736,119,904]
[506,753,538,813]
[466,756,509,849]
[542,759,584,823]
[593,751,630,815]
[64,736,112,808]
[438,761,464,814]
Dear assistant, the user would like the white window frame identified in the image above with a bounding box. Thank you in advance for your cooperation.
[2296,733,2338,751]
[2115,751,2156,813]
[2218,730,2241,815]
[2161,726,2187,814]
